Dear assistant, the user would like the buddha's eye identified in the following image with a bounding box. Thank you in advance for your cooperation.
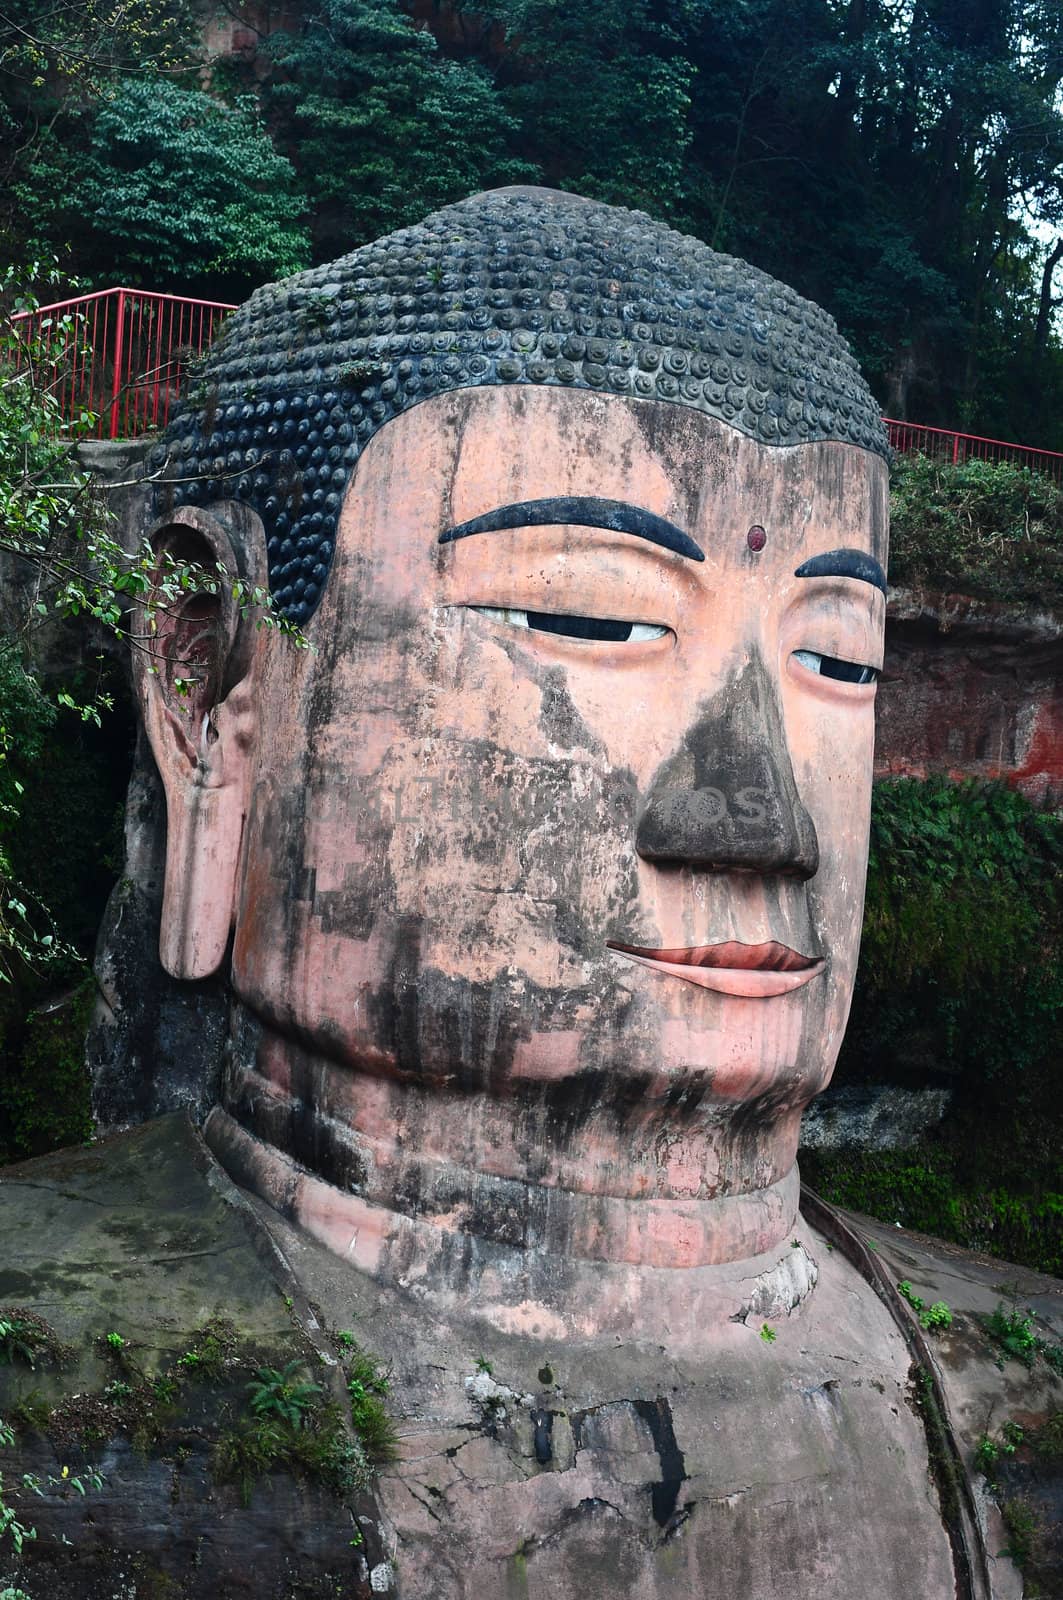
[792,648,877,685]
[470,606,668,643]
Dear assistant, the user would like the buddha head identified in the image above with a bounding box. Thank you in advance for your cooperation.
[135,188,888,1297]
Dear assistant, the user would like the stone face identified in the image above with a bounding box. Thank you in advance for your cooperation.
[89,729,230,1128]
[134,383,890,1315]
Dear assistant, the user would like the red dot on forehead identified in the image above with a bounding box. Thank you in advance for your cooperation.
[747,525,767,552]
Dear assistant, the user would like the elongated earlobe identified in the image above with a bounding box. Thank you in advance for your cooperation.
[132,504,265,979]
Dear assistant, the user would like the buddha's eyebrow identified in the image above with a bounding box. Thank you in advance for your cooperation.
[794,548,886,596]
[439,496,705,562]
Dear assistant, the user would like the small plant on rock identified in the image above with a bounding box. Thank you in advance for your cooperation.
[344,1347,397,1463]
[175,1320,234,1382]
[975,1434,1000,1476]
[974,1417,1026,1479]
[10,1391,51,1434]
[985,1304,1039,1368]
[290,1402,371,1497]
[919,1301,953,1333]
[212,1415,289,1507]
[897,1281,925,1315]
[0,1311,67,1370]
[0,1321,39,1369]
[246,1360,321,1429]
[1000,1497,1040,1572]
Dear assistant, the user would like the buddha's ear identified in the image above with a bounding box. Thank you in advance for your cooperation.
[132,504,266,980]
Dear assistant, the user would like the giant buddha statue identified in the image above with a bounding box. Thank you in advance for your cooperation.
[142,185,886,1305]
[22,188,1050,1598]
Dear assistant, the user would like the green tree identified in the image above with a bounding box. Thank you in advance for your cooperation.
[264,0,534,259]
[483,0,695,218]
[26,80,311,295]
[0,0,199,256]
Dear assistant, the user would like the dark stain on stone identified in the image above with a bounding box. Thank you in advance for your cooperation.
[633,1397,687,1528]
[538,665,602,752]
[635,653,819,877]
[531,1407,554,1465]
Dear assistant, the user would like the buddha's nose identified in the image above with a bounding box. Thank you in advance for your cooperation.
[635,653,819,878]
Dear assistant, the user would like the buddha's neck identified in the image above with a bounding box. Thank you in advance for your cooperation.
[211,1020,810,1316]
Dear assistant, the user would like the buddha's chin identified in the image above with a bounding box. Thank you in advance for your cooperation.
[228,946,845,1121]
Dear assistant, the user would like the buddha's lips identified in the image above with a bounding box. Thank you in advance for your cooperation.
[606,940,825,998]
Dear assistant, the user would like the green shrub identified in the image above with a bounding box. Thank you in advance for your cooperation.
[803,1150,1063,1278]
[0,653,130,1167]
[212,1415,289,1507]
[824,776,1063,1275]
[288,1402,371,1497]
[919,1301,953,1333]
[889,454,1063,607]
[24,78,310,294]
[1001,1497,1039,1572]
[842,778,1062,1123]
[245,1360,321,1428]
[344,1347,398,1464]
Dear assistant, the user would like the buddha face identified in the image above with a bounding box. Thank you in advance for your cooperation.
[213,384,886,1131]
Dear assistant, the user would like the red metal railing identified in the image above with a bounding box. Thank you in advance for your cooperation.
[885,418,1063,481]
[10,287,236,439]
[9,288,1063,477]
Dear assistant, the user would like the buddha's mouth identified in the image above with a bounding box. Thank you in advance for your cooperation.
[606,940,825,998]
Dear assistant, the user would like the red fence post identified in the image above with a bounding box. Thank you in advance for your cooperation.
[108,289,126,441]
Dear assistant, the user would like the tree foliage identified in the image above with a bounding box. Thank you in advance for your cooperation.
[263,0,533,258]
[2,0,1063,438]
[0,264,301,978]
[481,0,695,216]
[86,80,307,291]
[0,0,198,248]
[18,80,310,294]
[813,775,1063,1275]
[842,775,1063,1104]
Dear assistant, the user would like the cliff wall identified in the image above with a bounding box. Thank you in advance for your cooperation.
[877,588,1063,806]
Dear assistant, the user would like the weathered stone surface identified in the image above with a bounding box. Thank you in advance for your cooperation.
[0,1117,391,1600]
[58,182,1062,1600]
[249,1179,1020,1600]
[799,1082,953,1151]
[845,1210,1063,1600]
[89,727,230,1128]
[3,1116,1057,1599]
[876,588,1063,804]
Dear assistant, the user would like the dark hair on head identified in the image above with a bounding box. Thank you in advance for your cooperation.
[153,186,888,623]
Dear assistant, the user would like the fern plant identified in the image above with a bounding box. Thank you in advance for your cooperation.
[245,1360,321,1429]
